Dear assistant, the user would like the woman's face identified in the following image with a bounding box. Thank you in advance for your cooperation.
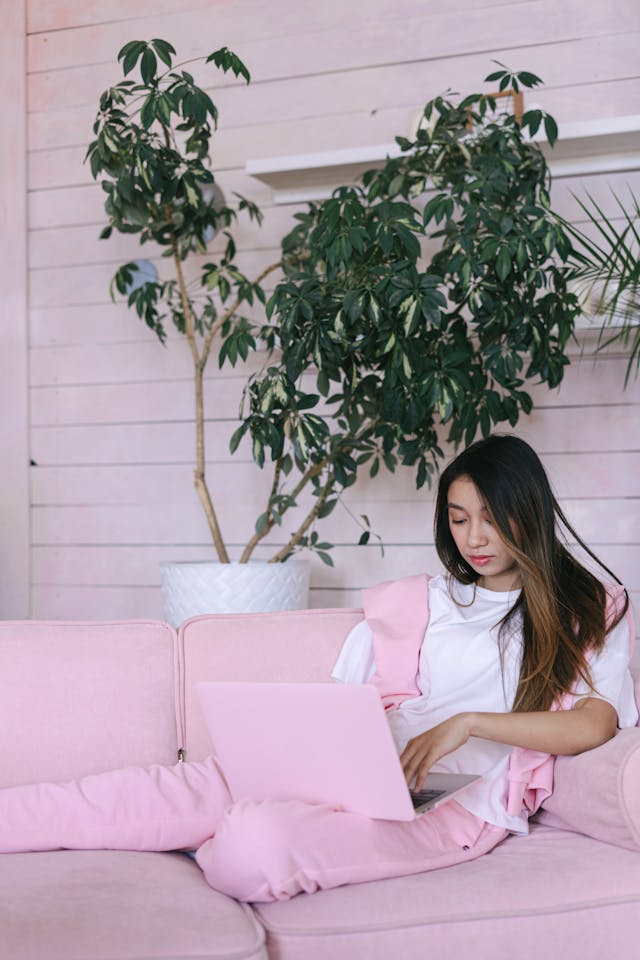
[446,475,521,592]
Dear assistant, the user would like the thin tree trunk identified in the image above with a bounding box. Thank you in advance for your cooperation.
[194,363,230,563]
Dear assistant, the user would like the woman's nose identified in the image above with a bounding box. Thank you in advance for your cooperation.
[468,521,488,547]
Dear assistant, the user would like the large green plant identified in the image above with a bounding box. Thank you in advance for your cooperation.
[234,66,580,561]
[88,50,580,565]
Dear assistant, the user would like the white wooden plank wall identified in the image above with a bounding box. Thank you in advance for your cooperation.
[25,0,640,629]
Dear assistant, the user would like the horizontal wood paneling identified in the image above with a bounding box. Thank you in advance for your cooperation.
[28,403,640,465]
[25,0,558,37]
[29,204,298,268]
[27,1,638,77]
[29,496,640,555]
[28,351,640,424]
[30,543,640,597]
[30,584,640,640]
[31,585,165,619]
[28,452,640,512]
[28,246,281,307]
[27,178,640,274]
[27,0,219,34]
[28,59,640,157]
[28,170,270,231]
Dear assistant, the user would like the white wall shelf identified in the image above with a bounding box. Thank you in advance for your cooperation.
[246,116,640,205]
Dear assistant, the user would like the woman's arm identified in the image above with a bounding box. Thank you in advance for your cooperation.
[401,697,618,789]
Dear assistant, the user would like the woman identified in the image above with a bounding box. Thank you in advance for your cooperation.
[0,435,636,901]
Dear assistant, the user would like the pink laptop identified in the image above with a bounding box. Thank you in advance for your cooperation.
[196,681,479,821]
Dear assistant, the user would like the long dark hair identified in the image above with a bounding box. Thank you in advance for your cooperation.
[434,434,628,711]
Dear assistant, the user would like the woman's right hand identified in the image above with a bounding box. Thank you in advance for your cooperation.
[400,713,472,789]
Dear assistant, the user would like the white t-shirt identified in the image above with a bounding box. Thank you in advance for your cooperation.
[331,574,638,834]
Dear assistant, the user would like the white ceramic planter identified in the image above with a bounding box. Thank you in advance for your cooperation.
[160,559,311,627]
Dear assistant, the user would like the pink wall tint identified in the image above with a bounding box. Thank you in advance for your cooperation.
[16,0,640,624]
[0,0,30,616]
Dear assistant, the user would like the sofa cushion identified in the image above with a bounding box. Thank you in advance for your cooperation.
[537,727,640,849]
[0,621,181,787]
[253,824,640,960]
[0,850,267,960]
[179,609,362,760]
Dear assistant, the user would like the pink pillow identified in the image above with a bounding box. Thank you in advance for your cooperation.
[537,729,640,850]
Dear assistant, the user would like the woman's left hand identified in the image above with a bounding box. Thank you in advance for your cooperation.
[400,713,471,789]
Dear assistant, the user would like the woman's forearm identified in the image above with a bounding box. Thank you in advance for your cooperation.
[400,697,619,788]
[465,697,618,756]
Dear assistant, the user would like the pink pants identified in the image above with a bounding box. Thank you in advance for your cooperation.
[0,760,506,902]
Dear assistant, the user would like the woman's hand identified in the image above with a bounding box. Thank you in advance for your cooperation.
[400,713,472,789]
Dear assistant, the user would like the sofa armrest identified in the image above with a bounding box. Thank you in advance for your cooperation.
[537,728,640,850]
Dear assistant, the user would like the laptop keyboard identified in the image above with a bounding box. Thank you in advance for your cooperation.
[410,788,447,808]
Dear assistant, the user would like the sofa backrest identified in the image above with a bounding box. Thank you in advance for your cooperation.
[179,611,640,762]
[2,611,637,787]
[0,620,181,788]
[178,608,363,761]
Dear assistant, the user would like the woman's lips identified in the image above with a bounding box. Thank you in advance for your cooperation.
[469,555,493,566]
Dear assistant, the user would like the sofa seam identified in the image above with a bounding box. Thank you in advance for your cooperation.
[255,892,640,937]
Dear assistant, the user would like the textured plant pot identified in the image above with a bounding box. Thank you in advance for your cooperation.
[160,559,311,627]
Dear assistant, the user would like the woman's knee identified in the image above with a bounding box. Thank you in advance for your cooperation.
[195,799,313,902]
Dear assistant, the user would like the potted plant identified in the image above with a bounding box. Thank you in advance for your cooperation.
[87,39,315,622]
[88,50,580,622]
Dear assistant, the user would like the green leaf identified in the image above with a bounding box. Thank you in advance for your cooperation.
[358,531,370,546]
[118,40,146,76]
[252,435,265,467]
[317,369,329,396]
[229,422,249,454]
[205,46,251,84]
[485,69,507,83]
[517,70,543,88]
[140,47,158,84]
[140,94,156,129]
[544,113,558,147]
[316,551,334,567]
[151,38,176,68]
[522,110,541,137]
[496,247,511,281]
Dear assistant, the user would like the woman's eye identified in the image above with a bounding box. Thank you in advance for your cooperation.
[450,518,466,525]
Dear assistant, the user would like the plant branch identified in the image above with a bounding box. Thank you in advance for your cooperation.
[193,364,230,563]
[239,456,330,562]
[238,458,283,563]
[169,199,229,561]
[171,235,201,368]
[200,259,284,369]
[268,472,335,563]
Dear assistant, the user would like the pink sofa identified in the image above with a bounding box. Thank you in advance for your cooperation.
[1,609,640,960]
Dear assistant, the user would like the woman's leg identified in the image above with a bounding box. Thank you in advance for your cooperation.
[0,757,230,853]
[196,798,507,902]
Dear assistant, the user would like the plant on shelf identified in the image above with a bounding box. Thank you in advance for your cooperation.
[561,191,640,384]
[88,51,580,568]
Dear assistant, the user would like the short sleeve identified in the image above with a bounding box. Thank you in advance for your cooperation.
[331,619,376,684]
[573,616,639,728]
